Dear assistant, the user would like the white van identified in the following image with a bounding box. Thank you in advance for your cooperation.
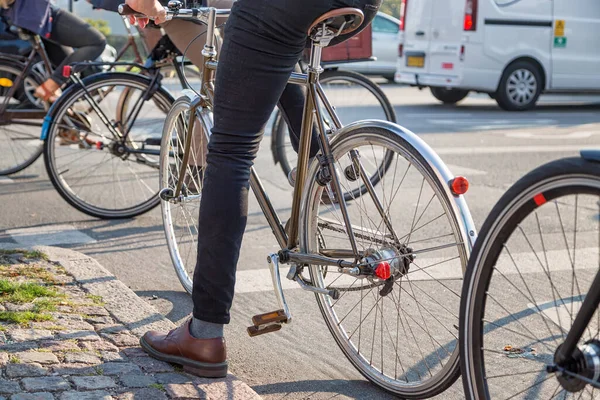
[394,0,600,111]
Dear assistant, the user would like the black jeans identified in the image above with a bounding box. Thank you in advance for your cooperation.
[42,6,106,85]
[192,0,381,324]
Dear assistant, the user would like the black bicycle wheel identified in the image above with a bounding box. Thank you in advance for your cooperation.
[460,156,600,399]
[0,59,46,175]
[44,72,174,219]
[272,69,396,199]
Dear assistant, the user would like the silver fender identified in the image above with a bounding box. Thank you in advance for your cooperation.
[299,119,477,259]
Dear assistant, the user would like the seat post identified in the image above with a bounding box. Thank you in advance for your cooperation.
[307,41,324,79]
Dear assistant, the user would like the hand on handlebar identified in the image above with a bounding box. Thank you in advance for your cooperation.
[124,0,166,28]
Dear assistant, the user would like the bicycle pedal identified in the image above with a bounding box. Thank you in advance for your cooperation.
[247,309,288,337]
[247,324,282,337]
[252,309,288,327]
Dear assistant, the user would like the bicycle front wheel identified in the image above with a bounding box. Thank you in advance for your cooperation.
[160,95,210,294]
[0,61,45,175]
[272,69,396,181]
[44,72,174,219]
[461,156,600,400]
[301,123,471,398]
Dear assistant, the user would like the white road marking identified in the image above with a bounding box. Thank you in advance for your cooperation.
[0,176,14,184]
[435,144,597,156]
[6,224,96,246]
[235,247,598,294]
[445,164,487,176]
[506,131,597,140]
[429,118,557,126]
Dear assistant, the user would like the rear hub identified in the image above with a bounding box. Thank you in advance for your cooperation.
[361,246,413,296]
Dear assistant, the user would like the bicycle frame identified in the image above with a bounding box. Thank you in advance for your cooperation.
[172,7,402,275]
[555,255,600,366]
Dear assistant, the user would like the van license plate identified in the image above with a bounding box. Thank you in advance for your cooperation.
[406,56,425,68]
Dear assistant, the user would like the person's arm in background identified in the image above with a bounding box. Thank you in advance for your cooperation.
[88,0,122,12]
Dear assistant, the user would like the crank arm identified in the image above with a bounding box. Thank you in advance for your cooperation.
[267,254,292,323]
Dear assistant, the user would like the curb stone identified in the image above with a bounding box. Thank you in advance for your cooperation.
[0,244,262,400]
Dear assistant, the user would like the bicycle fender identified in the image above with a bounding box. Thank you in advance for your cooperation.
[299,119,478,255]
[39,81,82,140]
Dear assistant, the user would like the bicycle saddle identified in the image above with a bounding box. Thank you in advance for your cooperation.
[308,8,364,37]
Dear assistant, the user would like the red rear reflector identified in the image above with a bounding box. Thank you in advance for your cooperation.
[460,45,465,61]
[398,43,404,57]
[442,62,453,70]
[533,193,547,206]
[62,65,72,78]
[374,262,391,280]
[450,176,469,195]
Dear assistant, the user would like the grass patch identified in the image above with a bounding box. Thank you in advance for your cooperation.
[95,366,104,375]
[0,265,58,284]
[149,383,165,391]
[54,265,68,275]
[0,325,6,331]
[0,280,61,303]
[0,250,48,260]
[9,355,20,363]
[32,299,60,313]
[45,325,66,331]
[85,294,104,306]
[0,311,53,325]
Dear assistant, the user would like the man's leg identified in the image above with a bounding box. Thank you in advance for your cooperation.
[191,0,334,324]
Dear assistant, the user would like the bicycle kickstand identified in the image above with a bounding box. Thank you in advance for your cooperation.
[247,253,292,337]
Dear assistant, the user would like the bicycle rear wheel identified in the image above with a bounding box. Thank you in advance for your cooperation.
[272,69,396,183]
[460,156,600,400]
[0,61,45,175]
[301,123,471,398]
[44,72,173,219]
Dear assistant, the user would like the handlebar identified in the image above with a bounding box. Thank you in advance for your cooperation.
[117,3,231,21]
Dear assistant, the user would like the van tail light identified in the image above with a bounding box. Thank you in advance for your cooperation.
[464,0,477,31]
[398,43,404,57]
[460,45,465,61]
[400,0,408,31]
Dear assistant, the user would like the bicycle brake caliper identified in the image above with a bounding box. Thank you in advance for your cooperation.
[247,254,292,337]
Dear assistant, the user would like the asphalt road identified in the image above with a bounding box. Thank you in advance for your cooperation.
[2,84,600,399]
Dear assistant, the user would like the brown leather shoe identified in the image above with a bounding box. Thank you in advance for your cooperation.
[140,319,228,378]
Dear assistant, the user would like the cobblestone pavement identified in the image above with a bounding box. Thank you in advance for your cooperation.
[0,250,258,400]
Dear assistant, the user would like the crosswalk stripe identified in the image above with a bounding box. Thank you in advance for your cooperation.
[435,144,596,156]
[235,247,597,294]
[6,224,96,246]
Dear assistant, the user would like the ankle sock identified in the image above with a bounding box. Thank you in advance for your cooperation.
[189,317,223,339]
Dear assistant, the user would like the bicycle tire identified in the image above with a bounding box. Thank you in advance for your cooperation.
[301,123,471,398]
[43,72,174,219]
[460,156,600,399]
[272,69,396,200]
[0,60,45,175]
[160,95,209,294]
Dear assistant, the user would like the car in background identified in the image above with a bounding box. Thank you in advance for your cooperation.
[395,0,600,111]
[328,12,400,82]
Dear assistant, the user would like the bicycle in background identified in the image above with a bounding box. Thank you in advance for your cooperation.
[460,150,600,399]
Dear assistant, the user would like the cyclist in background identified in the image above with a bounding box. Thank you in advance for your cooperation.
[125,0,381,378]
[0,0,106,102]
